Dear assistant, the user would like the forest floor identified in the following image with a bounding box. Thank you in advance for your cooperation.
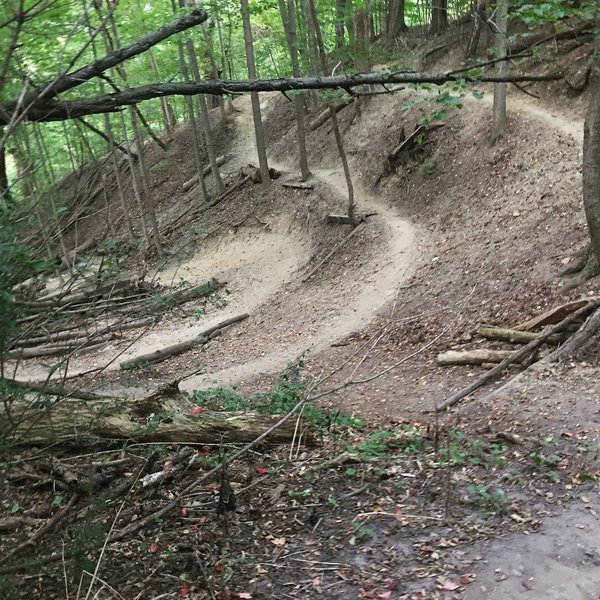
[2,31,599,600]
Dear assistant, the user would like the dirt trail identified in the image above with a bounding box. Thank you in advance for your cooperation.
[479,88,585,146]
[180,94,419,392]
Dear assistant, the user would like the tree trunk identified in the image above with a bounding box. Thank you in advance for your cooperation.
[240,0,271,189]
[491,0,508,143]
[582,34,600,273]
[306,0,358,225]
[0,138,12,204]
[185,38,225,194]
[278,0,311,180]
[2,391,305,446]
[335,0,346,47]
[465,0,487,58]
[386,0,407,46]
[430,0,448,34]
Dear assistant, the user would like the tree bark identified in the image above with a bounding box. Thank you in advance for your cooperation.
[1,70,561,124]
[430,0,448,34]
[278,0,311,180]
[240,0,271,188]
[386,0,407,46]
[437,349,514,366]
[2,391,303,446]
[491,0,508,143]
[582,36,600,270]
[0,137,12,204]
[465,0,487,58]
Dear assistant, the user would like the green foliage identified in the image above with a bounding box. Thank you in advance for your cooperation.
[511,0,598,26]
[70,522,105,577]
[467,484,509,517]
[0,575,17,600]
[351,521,375,542]
[354,426,424,460]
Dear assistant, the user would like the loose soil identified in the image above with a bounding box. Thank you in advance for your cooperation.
[2,31,599,600]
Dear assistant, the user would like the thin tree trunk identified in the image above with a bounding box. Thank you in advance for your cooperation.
[465,0,487,58]
[185,38,225,194]
[306,0,357,225]
[582,34,600,271]
[335,0,346,47]
[0,137,12,204]
[278,0,311,180]
[129,108,161,253]
[492,0,508,143]
[240,0,271,188]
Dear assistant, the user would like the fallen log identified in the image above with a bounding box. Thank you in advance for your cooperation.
[164,277,222,305]
[506,18,592,55]
[477,326,567,345]
[516,297,597,331]
[25,278,141,310]
[181,154,227,192]
[309,98,353,130]
[437,349,514,366]
[436,300,600,412]
[2,387,304,446]
[282,181,314,190]
[120,313,249,369]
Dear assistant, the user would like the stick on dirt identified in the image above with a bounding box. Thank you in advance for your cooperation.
[120,313,249,369]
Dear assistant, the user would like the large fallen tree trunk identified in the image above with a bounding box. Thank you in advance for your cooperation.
[120,313,249,369]
[2,388,304,446]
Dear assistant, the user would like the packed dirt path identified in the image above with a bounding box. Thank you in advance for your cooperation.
[180,94,419,391]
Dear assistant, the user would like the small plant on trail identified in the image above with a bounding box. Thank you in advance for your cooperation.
[351,521,376,543]
[467,484,509,517]
[422,158,437,174]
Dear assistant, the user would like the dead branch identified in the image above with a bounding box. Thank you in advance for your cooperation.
[181,154,227,192]
[309,98,353,130]
[2,68,563,124]
[545,306,600,363]
[120,313,249,369]
[516,297,597,330]
[436,300,600,412]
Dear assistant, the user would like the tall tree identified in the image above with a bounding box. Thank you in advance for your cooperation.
[580,31,600,278]
[240,0,271,188]
[385,0,407,46]
[306,0,358,225]
[278,0,310,180]
[430,0,448,34]
[491,0,508,143]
